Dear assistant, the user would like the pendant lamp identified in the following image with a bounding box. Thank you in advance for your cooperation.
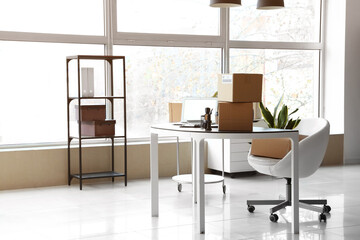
[210,0,241,8]
[257,0,284,9]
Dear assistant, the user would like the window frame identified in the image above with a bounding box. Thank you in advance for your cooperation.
[0,0,324,148]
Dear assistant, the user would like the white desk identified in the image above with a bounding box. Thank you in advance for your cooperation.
[150,123,299,234]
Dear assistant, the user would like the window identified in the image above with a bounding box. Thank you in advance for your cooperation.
[0,42,104,144]
[113,46,221,137]
[230,49,320,118]
[0,0,323,146]
[230,0,321,42]
[117,0,220,35]
[0,0,104,35]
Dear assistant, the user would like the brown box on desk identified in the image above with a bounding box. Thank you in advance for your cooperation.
[218,102,253,131]
[75,105,106,121]
[80,120,116,136]
[218,73,263,102]
[251,135,307,159]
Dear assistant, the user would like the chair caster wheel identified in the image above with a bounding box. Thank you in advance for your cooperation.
[222,185,226,194]
[319,213,327,222]
[323,205,331,213]
[269,214,279,222]
[247,205,255,213]
[177,183,182,192]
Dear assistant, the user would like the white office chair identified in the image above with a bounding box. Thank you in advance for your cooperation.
[247,118,331,222]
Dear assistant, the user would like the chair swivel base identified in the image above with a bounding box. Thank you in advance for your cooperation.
[246,178,331,222]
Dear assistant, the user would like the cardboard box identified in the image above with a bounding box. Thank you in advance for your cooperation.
[75,105,106,121]
[169,103,182,122]
[218,102,253,131]
[251,135,307,159]
[218,73,263,102]
[80,120,116,136]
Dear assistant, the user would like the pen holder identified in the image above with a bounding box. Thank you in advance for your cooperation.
[201,115,206,129]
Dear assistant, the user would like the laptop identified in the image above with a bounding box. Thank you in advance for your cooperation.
[180,97,218,127]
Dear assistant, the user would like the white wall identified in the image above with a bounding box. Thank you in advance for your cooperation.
[323,0,345,135]
[323,0,360,164]
[344,0,360,164]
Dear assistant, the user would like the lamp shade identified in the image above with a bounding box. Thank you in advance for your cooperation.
[210,0,241,8]
[257,0,284,9]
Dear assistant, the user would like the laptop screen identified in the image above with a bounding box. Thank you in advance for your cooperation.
[181,98,218,123]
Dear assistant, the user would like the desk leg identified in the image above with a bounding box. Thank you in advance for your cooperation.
[195,138,205,234]
[291,136,299,234]
[151,133,159,217]
[192,138,197,204]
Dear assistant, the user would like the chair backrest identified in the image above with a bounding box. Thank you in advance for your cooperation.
[271,118,330,178]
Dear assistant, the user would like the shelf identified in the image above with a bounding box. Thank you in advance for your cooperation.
[67,55,127,190]
[70,135,125,140]
[69,96,124,101]
[67,55,125,60]
[71,171,125,180]
[172,174,224,184]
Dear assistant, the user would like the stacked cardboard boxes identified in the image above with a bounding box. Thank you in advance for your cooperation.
[216,74,305,159]
[217,73,263,131]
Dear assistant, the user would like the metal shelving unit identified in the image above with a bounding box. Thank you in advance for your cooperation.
[66,55,127,190]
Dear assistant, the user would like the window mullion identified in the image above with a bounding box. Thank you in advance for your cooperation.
[229,41,322,50]
[104,0,113,55]
[221,8,230,74]
[0,31,107,44]
[103,0,115,119]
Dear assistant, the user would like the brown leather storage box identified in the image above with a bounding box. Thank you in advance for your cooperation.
[80,120,116,136]
[75,105,106,121]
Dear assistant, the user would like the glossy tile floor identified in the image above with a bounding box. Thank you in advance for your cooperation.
[1,165,360,240]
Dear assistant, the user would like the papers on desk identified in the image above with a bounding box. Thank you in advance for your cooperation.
[172,122,218,128]
[180,123,201,128]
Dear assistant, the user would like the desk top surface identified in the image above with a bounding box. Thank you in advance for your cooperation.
[151,123,297,135]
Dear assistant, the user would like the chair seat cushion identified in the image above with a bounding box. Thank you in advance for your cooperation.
[248,154,280,176]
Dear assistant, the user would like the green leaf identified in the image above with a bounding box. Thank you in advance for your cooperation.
[277,105,288,129]
[293,118,301,128]
[212,91,218,98]
[260,100,301,130]
[289,108,299,116]
[260,102,275,128]
[285,118,295,129]
[273,94,284,119]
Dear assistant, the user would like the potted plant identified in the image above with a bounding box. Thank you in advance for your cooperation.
[259,95,301,129]
[251,96,303,159]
